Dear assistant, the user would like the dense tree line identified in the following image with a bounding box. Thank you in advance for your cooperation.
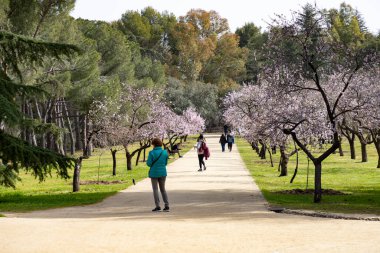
[1,1,378,196]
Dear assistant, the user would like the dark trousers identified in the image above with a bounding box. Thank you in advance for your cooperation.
[151,177,169,208]
[221,143,226,152]
[228,143,233,151]
[198,154,205,169]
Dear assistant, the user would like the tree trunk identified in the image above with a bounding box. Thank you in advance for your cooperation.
[135,149,142,166]
[73,157,83,192]
[59,107,66,155]
[86,117,92,157]
[338,139,344,156]
[27,101,38,146]
[348,139,356,160]
[279,146,288,177]
[374,140,380,168]
[360,142,368,162]
[126,153,132,171]
[267,146,273,167]
[34,99,44,148]
[63,100,75,155]
[313,161,322,203]
[289,142,299,184]
[272,145,276,154]
[82,114,87,156]
[251,142,259,154]
[125,146,133,171]
[143,147,147,162]
[111,149,117,176]
[259,141,266,159]
[75,111,83,151]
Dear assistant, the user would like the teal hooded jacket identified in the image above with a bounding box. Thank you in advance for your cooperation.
[146,147,169,178]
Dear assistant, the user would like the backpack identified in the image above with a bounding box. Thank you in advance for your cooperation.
[197,141,205,152]
[204,144,210,160]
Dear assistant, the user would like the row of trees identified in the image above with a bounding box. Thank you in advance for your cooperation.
[1,1,378,198]
[0,1,206,190]
[223,4,379,203]
[72,86,205,191]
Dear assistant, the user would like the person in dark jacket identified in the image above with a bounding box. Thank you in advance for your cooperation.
[226,133,235,152]
[219,133,227,152]
[147,138,169,212]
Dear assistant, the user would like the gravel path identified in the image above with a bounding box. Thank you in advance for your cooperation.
[1,134,380,253]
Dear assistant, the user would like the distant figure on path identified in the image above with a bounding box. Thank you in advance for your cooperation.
[147,137,169,212]
[196,134,207,171]
[223,125,228,135]
[226,133,235,152]
[219,133,227,152]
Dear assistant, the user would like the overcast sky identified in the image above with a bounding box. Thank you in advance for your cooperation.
[71,0,379,34]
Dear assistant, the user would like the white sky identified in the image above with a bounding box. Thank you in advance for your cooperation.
[71,0,380,34]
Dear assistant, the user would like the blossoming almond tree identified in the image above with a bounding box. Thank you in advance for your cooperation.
[261,4,378,202]
[339,69,380,167]
[152,104,205,149]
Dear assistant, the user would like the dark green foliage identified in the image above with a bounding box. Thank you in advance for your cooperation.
[116,7,176,63]
[0,164,20,188]
[0,30,80,80]
[235,22,262,48]
[0,30,79,187]
[76,19,134,82]
[164,77,219,126]
[0,132,73,186]
[235,23,267,83]
[0,74,46,126]
[7,0,76,37]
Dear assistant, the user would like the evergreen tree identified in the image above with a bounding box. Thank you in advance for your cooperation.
[0,30,79,188]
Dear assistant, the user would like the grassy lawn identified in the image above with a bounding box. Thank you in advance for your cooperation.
[0,136,197,213]
[236,137,380,215]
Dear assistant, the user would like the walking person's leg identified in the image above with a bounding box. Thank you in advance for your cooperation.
[151,178,161,211]
[221,143,225,152]
[228,143,232,152]
[158,177,169,211]
[198,154,203,171]
[201,154,206,170]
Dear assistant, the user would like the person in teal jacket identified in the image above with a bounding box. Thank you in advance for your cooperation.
[147,137,169,212]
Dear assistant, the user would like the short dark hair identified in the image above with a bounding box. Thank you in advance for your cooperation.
[152,138,162,147]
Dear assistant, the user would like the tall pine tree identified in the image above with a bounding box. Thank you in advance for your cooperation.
[0,30,79,188]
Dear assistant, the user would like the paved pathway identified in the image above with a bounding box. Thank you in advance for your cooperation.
[1,134,380,252]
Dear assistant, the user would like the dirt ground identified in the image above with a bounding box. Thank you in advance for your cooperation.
[1,134,380,253]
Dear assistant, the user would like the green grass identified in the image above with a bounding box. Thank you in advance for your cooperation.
[0,136,197,213]
[236,138,380,215]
